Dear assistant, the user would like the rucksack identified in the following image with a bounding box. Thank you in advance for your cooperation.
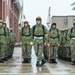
[50,28,59,39]
[22,27,31,36]
[33,25,44,37]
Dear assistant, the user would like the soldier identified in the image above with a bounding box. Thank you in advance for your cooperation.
[32,17,48,67]
[58,29,63,59]
[3,22,9,60]
[67,23,75,65]
[64,28,71,61]
[47,23,60,63]
[8,28,16,58]
[20,21,32,63]
[0,20,7,63]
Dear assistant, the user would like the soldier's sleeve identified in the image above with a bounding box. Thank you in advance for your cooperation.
[67,29,71,41]
[44,26,48,43]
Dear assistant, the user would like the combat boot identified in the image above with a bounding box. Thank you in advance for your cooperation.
[50,59,54,63]
[72,61,75,65]
[42,59,46,66]
[50,59,57,64]
[0,59,4,63]
[53,59,57,63]
[22,58,27,63]
[36,61,39,66]
[27,58,31,63]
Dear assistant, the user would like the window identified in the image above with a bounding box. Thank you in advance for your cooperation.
[73,19,75,23]
[64,19,68,25]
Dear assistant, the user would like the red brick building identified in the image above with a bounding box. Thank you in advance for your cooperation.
[0,0,23,42]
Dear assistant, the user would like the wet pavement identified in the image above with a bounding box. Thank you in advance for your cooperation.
[0,47,75,75]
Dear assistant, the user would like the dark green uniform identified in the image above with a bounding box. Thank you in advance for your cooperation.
[20,21,32,63]
[0,20,7,62]
[32,17,48,66]
[48,23,61,63]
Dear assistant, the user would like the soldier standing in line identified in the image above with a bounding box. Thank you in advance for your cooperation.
[8,28,16,58]
[32,17,48,67]
[64,29,71,62]
[58,29,63,59]
[3,22,9,60]
[0,20,7,63]
[47,23,61,63]
[67,23,75,65]
[20,21,32,63]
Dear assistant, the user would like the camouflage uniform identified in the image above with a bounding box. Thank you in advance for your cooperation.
[67,23,75,65]
[3,22,9,60]
[0,20,7,62]
[32,17,48,66]
[20,21,32,63]
[8,28,16,58]
[58,30,63,59]
[65,29,71,61]
[48,23,61,63]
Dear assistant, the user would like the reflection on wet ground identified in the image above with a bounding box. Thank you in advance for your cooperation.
[0,47,75,75]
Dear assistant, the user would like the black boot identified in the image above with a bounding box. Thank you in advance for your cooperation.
[27,58,31,63]
[72,61,75,65]
[50,59,57,64]
[53,59,57,63]
[2,57,8,61]
[42,59,46,66]
[36,61,39,66]
[22,58,27,63]
[0,60,4,63]
[50,59,53,63]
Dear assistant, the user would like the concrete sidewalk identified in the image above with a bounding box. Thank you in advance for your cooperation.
[0,47,75,75]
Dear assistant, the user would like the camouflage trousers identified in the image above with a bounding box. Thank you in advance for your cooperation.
[65,47,71,59]
[58,47,63,58]
[0,43,6,60]
[34,43,44,61]
[8,45,14,57]
[70,39,75,61]
[43,46,48,59]
[22,44,32,59]
[50,46,58,60]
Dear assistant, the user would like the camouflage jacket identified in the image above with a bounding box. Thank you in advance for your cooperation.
[67,27,75,45]
[9,32,16,45]
[0,26,6,44]
[48,28,61,46]
[32,24,48,44]
[20,26,32,44]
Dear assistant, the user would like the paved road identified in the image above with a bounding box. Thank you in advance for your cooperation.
[0,47,75,75]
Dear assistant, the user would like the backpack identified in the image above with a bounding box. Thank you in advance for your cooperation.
[33,25,44,37]
[50,28,59,39]
[22,27,31,36]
